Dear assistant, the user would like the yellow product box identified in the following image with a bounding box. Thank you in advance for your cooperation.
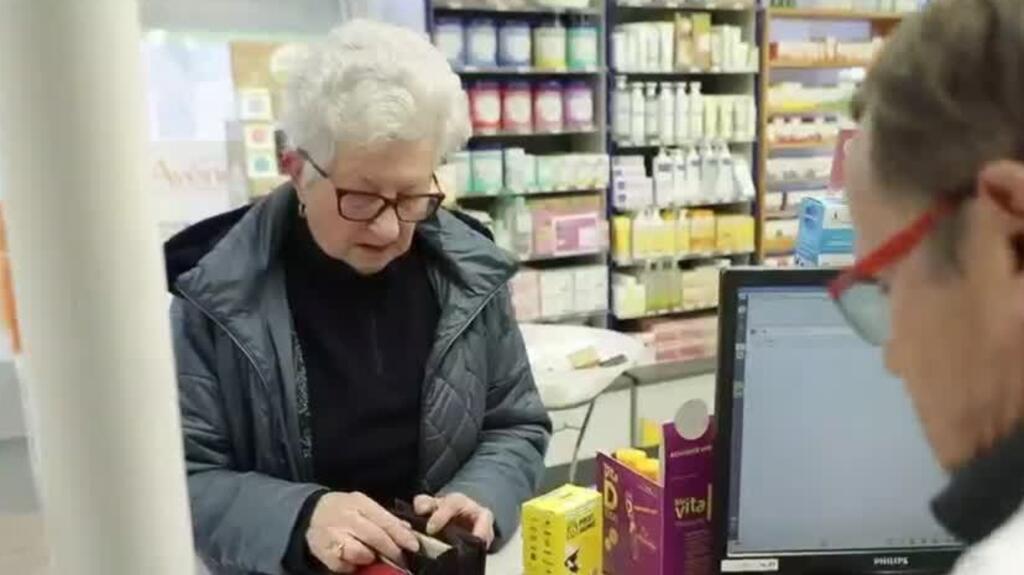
[716,214,755,252]
[523,485,603,575]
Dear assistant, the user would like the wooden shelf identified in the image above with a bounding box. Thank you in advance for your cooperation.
[769,59,871,70]
[768,7,908,22]
[614,69,759,77]
[519,250,607,264]
[615,303,719,321]
[616,0,754,11]
[614,250,753,267]
[456,187,605,200]
[433,1,600,15]
[455,66,601,76]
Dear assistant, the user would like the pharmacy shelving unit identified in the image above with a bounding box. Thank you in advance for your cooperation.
[427,0,611,326]
[605,0,760,325]
[755,4,911,263]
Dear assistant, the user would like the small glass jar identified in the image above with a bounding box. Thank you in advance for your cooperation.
[502,81,533,134]
[564,81,594,131]
[532,19,567,71]
[533,81,564,133]
[566,19,599,71]
[465,18,497,67]
[468,81,502,134]
[432,17,465,68]
[498,20,532,68]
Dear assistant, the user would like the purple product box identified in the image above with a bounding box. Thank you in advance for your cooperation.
[598,415,716,575]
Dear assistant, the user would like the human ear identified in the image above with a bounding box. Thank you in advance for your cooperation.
[975,161,1024,320]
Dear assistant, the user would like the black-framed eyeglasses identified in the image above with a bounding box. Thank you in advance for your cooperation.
[297,149,445,223]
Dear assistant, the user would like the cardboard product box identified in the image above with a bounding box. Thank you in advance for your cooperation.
[688,211,717,253]
[599,407,716,575]
[523,485,603,575]
[690,14,713,70]
[540,269,576,319]
[674,15,695,70]
[510,269,541,322]
[573,265,609,314]
[795,196,854,267]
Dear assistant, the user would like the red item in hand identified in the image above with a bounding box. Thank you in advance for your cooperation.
[355,562,408,575]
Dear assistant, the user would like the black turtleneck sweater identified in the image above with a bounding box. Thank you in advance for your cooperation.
[283,217,439,505]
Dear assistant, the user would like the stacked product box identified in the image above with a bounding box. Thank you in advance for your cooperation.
[509,265,609,322]
[522,484,603,575]
[598,403,716,575]
[634,316,718,364]
[795,196,854,267]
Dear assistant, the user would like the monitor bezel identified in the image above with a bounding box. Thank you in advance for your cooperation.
[712,267,963,575]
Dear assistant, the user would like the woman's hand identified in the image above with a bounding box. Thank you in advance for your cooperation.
[413,493,496,549]
[306,492,420,573]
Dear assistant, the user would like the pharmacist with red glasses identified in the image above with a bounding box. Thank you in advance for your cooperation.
[828,0,1024,573]
[162,20,550,575]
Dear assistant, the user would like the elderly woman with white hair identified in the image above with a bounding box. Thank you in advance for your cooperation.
[163,20,551,575]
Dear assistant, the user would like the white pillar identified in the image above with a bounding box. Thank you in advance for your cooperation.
[0,2,196,574]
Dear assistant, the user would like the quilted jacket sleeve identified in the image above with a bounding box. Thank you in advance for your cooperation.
[438,287,552,550]
[171,298,325,574]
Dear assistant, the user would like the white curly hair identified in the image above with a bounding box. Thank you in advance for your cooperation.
[281,19,471,184]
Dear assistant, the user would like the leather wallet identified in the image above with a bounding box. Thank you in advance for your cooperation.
[390,499,487,575]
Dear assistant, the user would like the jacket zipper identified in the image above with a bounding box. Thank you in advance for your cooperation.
[177,288,300,478]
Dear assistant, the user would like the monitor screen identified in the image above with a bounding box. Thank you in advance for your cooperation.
[724,285,960,559]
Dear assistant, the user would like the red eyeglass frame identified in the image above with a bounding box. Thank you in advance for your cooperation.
[828,184,1024,301]
[827,195,964,300]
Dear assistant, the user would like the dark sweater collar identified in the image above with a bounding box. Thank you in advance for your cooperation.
[932,423,1024,544]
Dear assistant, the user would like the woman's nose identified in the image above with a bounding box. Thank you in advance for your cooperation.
[366,206,401,242]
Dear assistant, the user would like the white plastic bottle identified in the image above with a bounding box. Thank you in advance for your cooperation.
[653,148,674,207]
[689,81,704,141]
[700,140,717,199]
[686,144,701,203]
[630,81,645,145]
[716,142,735,200]
[659,82,675,145]
[645,82,659,144]
[614,76,632,142]
[672,147,688,206]
[674,81,689,146]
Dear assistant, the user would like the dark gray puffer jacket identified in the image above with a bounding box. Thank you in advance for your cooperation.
[167,186,551,575]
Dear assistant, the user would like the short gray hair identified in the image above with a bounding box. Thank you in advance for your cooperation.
[859,0,1024,263]
[862,0,1024,201]
[281,19,471,184]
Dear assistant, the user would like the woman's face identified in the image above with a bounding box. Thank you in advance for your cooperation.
[845,128,1024,469]
[297,139,436,275]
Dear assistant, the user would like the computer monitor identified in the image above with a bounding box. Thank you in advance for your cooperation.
[712,268,964,575]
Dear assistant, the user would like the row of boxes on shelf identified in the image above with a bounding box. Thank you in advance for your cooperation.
[763,188,828,217]
[770,37,885,66]
[611,17,758,72]
[467,79,595,135]
[767,115,852,147]
[433,15,600,71]
[485,195,608,259]
[612,80,757,146]
[612,261,727,319]
[510,265,609,322]
[768,81,857,115]
[611,209,755,263]
[442,148,610,197]
[765,155,833,185]
[769,0,921,11]
[631,315,717,365]
[611,148,756,211]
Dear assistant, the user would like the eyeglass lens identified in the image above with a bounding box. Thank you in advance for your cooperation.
[835,282,891,346]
